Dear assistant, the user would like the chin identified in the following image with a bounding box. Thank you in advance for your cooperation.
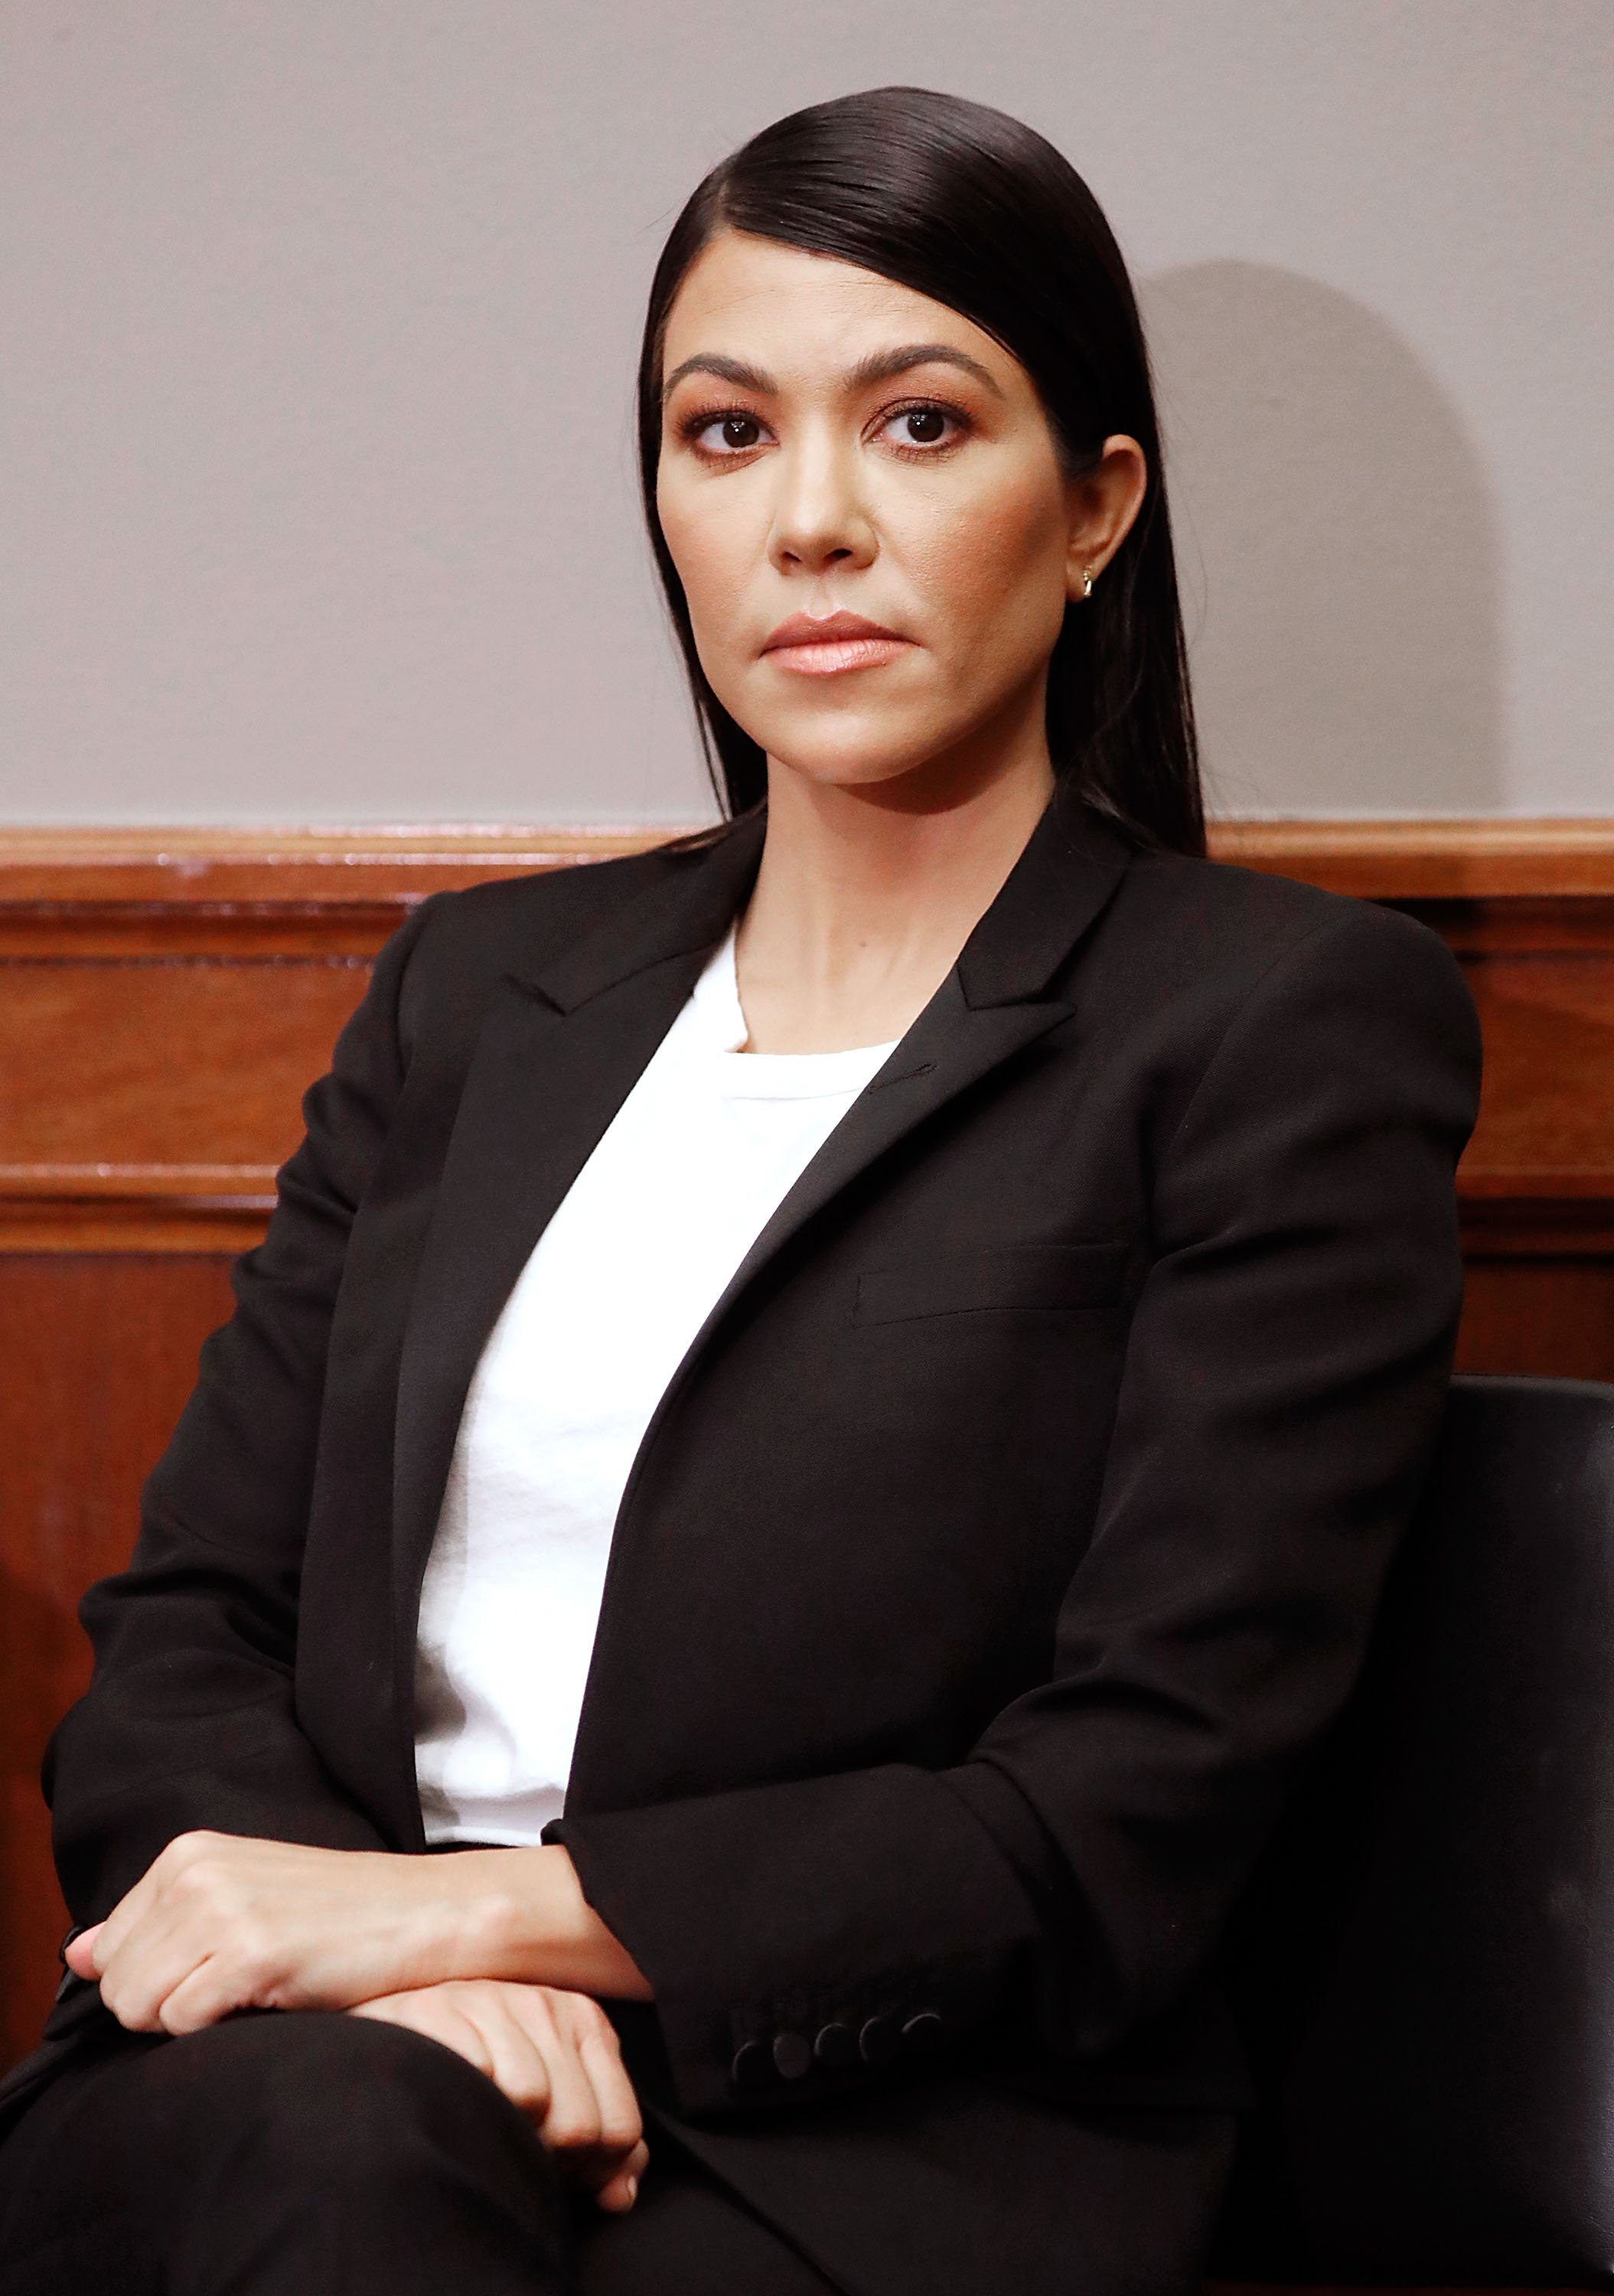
[774,753,921,796]
[758,713,966,797]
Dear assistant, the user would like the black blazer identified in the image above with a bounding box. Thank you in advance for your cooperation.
[2,794,1481,2296]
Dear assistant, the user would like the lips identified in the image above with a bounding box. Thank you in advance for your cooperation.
[760,610,915,679]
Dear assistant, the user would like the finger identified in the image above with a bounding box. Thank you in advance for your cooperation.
[577,2027,644,2161]
[148,1953,268,2037]
[352,1989,466,2044]
[63,1925,104,1979]
[546,1992,642,2160]
[96,1904,223,2033]
[543,1998,643,2201]
[351,1993,432,2030]
[351,1988,519,2110]
[504,1991,602,2156]
[459,1991,554,2124]
[380,1994,499,2082]
[593,2138,650,2216]
[421,1998,500,2082]
[83,1867,164,1975]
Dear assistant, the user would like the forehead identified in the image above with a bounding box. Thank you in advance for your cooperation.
[662,230,1016,388]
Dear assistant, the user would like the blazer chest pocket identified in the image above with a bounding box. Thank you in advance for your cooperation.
[853,1242,1130,1326]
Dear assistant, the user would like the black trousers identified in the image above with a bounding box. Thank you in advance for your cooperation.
[0,2011,841,2294]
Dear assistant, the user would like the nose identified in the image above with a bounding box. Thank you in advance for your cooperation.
[766,429,877,578]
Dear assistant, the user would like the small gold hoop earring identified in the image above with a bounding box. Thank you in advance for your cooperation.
[1081,566,1095,601]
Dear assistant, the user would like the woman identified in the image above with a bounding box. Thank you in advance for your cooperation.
[0,86,1479,2296]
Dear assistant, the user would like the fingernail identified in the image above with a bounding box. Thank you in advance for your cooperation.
[625,2176,638,2206]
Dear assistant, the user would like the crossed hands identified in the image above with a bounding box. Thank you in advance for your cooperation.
[352,1979,648,2213]
[62,1831,653,2213]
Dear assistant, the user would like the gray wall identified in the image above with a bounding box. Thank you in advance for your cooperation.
[2,0,1609,825]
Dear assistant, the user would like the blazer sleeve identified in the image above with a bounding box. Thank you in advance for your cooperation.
[558,901,1484,2118]
[45,899,441,1931]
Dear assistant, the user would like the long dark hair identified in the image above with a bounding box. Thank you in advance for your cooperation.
[637,86,1204,857]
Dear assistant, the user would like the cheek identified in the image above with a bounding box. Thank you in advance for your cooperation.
[898,472,1070,662]
[657,478,756,652]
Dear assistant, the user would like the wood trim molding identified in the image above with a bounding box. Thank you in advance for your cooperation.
[3,820,1612,1252]
[0,1202,274,1252]
[1207,817,1614,899]
[0,814,1609,879]
[0,821,675,872]
[6,817,1614,904]
[0,823,670,916]
[0,825,675,957]
[0,1163,277,1250]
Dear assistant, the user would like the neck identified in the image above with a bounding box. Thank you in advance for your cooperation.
[732,700,1057,1054]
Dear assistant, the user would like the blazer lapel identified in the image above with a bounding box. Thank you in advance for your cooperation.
[385,819,767,1834]
[703,785,1136,1311]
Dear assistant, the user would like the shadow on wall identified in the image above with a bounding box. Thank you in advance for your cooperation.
[1140,262,1505,817]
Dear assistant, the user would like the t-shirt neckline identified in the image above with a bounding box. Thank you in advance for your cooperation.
[690,928,901,1102]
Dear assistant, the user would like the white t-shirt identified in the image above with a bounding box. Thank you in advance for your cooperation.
[412,926,898,1845]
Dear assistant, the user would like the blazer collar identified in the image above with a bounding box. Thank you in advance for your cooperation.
[517,810,768,1016]
[955,780,1132,1008]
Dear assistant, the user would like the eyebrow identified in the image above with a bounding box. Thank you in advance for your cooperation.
[660,341,1005,404]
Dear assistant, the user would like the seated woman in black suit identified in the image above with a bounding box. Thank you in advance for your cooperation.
[0,85,1480,2296]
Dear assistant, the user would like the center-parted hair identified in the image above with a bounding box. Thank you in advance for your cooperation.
[637,86,1205,856]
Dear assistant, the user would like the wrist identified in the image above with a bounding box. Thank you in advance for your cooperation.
[435,1844,650,1999]
[438,1847,584,1981]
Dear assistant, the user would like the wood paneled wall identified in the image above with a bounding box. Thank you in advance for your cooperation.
[3,819,1612,2068]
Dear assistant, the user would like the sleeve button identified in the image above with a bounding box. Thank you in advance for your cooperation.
[813,2020,857,2070]
[902,2010,945,2060]
[858,2014,899,2066]
[771,2030,813,2081]
[730,2040,772,2090]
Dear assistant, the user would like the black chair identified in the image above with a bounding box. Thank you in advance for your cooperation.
[1211,1374,1614,2289]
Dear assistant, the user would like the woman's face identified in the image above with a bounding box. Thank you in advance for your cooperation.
[656,230,1144,803]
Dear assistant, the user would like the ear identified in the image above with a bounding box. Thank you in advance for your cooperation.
[1065,435,1149,602]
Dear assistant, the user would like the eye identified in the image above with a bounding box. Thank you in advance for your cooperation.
[685,409,771,458]
[879,402,966,452]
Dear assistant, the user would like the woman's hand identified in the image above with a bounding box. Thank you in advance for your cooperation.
[351,1980,649,2213]
[63,1831,650,2034]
